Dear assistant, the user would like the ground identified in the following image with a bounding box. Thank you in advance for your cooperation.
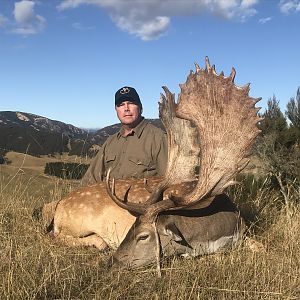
[0,151,299,299]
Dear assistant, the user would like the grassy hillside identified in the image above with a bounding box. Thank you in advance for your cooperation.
[0,152,86,205]
[0,154,299,299]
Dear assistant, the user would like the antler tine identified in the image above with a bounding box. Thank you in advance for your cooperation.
[144,184,169,205]
[105,169,146,215]
[254,97,262,104]
[143,178,153,194]
[205,56,211,71]
[194,62,201,73]
[230,67,236,82]
[242,82,251,92]
[211,64,217,75]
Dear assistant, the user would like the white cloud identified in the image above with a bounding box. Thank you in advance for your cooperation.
[14,0,35,23]
[12,1,46,35]
[57,0,259,40]
[114,15,170,41]
[279,0,300,14]
[57,0,101,11]
[258,17,272,24]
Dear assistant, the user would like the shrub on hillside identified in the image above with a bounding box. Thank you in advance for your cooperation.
[44,162,89,179]
[0,154,10,165]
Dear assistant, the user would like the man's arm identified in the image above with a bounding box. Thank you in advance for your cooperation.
[81,145,105,186]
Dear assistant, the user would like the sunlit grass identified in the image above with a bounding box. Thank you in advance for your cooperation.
[0,173,299,299]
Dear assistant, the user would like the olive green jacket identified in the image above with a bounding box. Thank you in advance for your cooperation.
[81,118,167,185]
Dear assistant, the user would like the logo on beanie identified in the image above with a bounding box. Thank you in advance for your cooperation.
[120,87,130,94]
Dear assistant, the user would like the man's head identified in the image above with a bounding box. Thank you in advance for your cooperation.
[115,86,143,127]
[115,86,142,108]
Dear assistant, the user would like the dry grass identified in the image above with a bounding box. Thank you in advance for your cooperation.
[3,151,90,174]
[0,162,299,299]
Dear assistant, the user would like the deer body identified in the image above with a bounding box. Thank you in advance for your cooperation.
[48,177,196,249]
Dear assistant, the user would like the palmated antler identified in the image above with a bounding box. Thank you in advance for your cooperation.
[159,87,200,184]
[169,57,262,208]
[144,56,262,218]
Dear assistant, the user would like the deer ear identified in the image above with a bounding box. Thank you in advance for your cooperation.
[163,223,183,242]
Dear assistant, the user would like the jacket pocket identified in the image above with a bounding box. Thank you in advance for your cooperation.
[128,156,155,171]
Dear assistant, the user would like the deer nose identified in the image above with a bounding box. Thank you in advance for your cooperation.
[107,256,113,268]
[107,256,121,269]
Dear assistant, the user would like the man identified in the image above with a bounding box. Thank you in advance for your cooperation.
[82,86,167,185]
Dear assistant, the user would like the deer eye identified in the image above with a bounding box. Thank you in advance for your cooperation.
[137,234,149,242]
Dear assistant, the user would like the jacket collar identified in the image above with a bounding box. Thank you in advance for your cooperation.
[117,117,148,139]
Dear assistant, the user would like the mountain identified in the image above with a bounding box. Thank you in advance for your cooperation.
[0,111,101,157]
[94,118,164,137]
[0,111,163,157]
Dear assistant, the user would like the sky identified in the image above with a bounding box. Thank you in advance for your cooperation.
[0,0,299,129]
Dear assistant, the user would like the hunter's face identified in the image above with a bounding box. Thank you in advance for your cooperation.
[115,101,142,126]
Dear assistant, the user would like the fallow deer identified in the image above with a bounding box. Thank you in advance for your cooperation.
[45,57,261,273]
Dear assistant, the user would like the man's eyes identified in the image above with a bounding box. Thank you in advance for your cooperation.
[119,102,134,106]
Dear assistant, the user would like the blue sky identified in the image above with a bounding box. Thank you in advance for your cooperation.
[0,0,299,128]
